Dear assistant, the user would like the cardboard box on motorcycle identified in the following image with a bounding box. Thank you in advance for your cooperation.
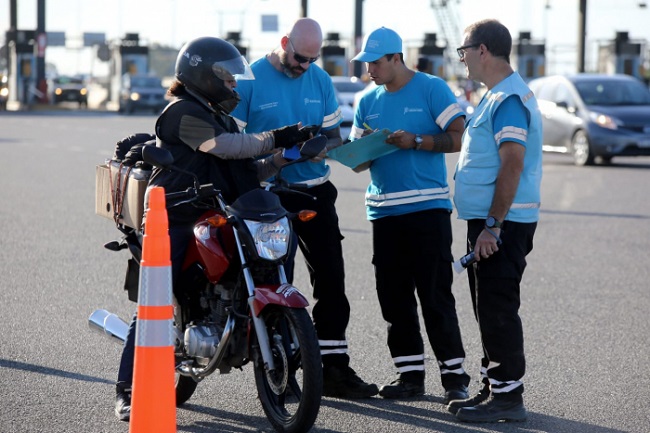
[95,162,150,229]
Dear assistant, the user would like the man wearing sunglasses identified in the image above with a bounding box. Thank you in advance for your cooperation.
[231,18,379,399]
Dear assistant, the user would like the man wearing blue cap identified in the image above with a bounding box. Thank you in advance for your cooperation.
[349,27,471,403]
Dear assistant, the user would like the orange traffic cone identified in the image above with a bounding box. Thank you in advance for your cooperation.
[129,187,176,433]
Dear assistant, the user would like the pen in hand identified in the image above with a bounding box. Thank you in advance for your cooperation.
[362,122,376,137]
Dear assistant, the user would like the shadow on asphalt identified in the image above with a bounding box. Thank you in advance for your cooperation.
[178,403,271,433]
[177,395,631,433]
[0,358,112,384]
[318,396,632,433]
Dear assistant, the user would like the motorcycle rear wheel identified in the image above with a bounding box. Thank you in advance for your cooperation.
[253,306,322,433]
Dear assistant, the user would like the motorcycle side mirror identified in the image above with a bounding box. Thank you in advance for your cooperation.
[298,135,327,160]
[142,145,174,169]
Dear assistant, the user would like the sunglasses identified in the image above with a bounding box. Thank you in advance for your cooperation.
[456,43,481,59]
[288,38,320,64]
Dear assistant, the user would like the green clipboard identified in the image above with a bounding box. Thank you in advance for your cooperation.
[327,129,395,169]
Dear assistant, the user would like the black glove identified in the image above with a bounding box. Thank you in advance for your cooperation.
[113,133,155,161]
[122,139,155,168]
[271,124,312,149]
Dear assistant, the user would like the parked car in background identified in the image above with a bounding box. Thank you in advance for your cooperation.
[49,75,87,107]
[331,75,368,107]
[339,103,354,140]
[352,81,375,110]
[453,91,475,116]
[119,73,167,114]
[0,74,8,110]
[528,73,650,165]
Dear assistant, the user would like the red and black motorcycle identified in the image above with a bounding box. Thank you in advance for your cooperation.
[89,136,327,433]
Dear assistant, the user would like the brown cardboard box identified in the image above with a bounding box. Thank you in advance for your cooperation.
[95,162,150,229]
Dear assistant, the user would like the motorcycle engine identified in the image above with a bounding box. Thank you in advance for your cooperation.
[184,324,220,359]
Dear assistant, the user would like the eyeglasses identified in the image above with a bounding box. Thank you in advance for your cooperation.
[288,38,320,64]
[456,43,481,59]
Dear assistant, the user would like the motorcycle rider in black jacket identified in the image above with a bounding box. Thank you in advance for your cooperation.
[114,36,312,422]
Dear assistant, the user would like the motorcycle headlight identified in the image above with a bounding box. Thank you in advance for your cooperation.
[244,217,290,260]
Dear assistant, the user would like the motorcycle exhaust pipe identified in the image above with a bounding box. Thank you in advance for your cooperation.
[88,309,128,344]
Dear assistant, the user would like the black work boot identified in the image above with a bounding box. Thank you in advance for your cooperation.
[447,384,490,414]
[115,382,131,422]
[455,394,527,423]
[443,384,469,405]
[322,365,379,399]
[378,372,425,399]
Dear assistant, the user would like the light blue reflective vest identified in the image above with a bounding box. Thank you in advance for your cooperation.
[454,72,542,223]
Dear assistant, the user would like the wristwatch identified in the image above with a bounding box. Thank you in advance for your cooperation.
[414,134,423,150]
[485,216,502,229]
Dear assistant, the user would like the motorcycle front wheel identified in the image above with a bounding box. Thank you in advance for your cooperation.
[252,306,322,433]
[175,372,198,405]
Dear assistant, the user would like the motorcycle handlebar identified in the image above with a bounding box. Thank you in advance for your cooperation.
[197,184,220,198]
[164,184,221,206]
[165,187,195,201]
[268,183,316,201]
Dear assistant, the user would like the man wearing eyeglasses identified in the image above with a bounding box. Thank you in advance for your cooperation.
[231,17,379,399]
[349,26,471,405]
[448,19,542,423]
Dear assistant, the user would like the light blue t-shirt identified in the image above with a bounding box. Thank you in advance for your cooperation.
[351,72,465,220]
[231,57,342,185]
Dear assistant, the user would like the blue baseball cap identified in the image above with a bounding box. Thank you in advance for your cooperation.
[351,27,402,62]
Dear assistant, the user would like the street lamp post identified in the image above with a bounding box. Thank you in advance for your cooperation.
[353,0,363,77]
[36,0,47,103]
[578,0,587,72]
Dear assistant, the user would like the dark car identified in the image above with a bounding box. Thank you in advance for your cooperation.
[49,75,88,107]
[119,74,167,114]
[528,73,650,165]
[0,74,8,110]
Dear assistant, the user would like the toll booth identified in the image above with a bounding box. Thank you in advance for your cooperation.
[225,32,248,59]
[107,33,150,111]
[321,33,348,77]
[597,32,644,79]
[417,33,445,77]
[5,29,36,109]
[513,32,545,82]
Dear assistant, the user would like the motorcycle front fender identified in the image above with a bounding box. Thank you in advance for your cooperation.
[252,283,310,316]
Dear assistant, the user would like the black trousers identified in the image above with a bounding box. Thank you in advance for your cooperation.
[278,181,351,368]
[117,224,195,386]
[466,219,537,396]
[372,209,470,389]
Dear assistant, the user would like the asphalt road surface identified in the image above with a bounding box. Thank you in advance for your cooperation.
[1,110,649,433]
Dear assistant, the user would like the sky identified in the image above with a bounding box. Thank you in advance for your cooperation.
[2,0,650,76]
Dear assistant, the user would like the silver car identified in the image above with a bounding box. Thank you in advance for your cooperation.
[528,73,650,166]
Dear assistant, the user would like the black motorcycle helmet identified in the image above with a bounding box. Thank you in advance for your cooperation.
[175,36,254,114]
